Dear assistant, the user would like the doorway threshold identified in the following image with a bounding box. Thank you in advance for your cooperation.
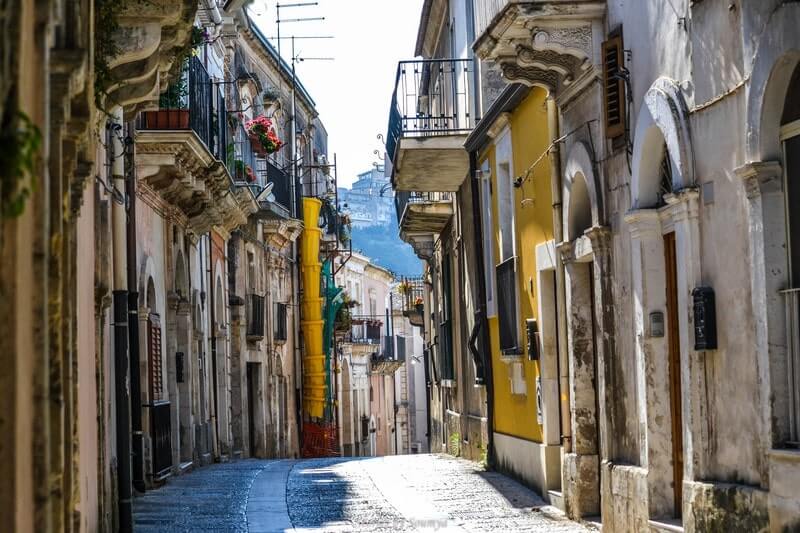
[648,518,683,533]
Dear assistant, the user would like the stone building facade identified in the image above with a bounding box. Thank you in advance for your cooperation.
[389,0,800,531]
[0,0,325,531]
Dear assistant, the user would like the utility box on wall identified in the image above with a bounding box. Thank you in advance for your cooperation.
[692,286,717,350]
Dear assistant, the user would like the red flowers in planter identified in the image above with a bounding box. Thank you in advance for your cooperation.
[245,115,284,156]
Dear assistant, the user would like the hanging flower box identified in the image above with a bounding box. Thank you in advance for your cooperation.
[245,115,284,156]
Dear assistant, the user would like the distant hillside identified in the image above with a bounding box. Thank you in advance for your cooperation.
[350,212,422,278]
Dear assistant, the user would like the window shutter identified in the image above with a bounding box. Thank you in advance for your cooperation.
[602,34,626,139]
[148,313,164,402]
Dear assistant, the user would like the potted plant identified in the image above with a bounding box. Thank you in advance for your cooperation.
[245,115,284,156]
[232,159,256,183]
[414,296,424,315]
[143,67,189,129]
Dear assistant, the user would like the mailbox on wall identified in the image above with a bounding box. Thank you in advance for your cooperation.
[692,286,717,350]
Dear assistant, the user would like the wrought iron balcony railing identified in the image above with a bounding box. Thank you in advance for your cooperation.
[394,191,453,225]
[385,58,475,164]
[138,57,227,162]
[266,159,292,211]
[783,287,800,446]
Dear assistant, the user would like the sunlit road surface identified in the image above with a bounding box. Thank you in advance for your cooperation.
[133,454,592,532]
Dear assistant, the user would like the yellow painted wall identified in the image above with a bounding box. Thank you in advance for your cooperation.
[484,87,553,443]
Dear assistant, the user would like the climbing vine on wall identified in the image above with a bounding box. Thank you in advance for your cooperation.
[0,111,42,218]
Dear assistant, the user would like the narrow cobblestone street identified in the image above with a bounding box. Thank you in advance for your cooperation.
[133,455,591,532]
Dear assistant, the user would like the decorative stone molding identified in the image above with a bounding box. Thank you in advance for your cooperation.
[735,161,783,199]
[262,219,304,251]
[486,112,512,139]
[474,2,605,96]
[136,130,256,236]
[632,78,695,208]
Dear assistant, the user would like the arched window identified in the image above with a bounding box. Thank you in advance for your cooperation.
[781,64,800,442]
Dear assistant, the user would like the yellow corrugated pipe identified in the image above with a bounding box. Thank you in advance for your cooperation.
[301,198,325,418]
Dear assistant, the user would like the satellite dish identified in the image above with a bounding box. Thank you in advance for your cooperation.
[255,182,274,202]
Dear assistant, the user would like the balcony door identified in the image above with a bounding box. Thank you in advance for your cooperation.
[782,119,800,443]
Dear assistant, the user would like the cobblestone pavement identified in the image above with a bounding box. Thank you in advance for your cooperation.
[133,454,592,532]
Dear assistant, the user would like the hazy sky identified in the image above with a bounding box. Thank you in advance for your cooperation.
[249,0,425,187]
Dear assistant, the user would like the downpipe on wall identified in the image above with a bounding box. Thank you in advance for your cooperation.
[111,106,133,533]
[125,119,145,494]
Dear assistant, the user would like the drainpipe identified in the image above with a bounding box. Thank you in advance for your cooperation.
[126,120,145,494]
[547,97,572,453]
[111,106,133,533]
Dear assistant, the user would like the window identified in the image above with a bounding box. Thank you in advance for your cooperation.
[480,160,497,317]
[496,257,521,354]
[247,294,265,338]
[494,128,516,262]
[602,32,626,139]
[247,251,256,292]
[782,117,800,445]
[273,302,288,341]
[440,253,454,380]
[147,313,164,402]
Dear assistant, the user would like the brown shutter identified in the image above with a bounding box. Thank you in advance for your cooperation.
[148,313,164,402]
[602,34,626,139]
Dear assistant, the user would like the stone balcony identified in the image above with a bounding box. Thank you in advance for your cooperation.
[107,0,197,118]
[136,129,257,236]
[473,1,606,98]
[397,191,454,234]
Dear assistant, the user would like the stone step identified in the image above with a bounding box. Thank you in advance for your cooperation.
[547,489,565,510]
[648,518,684,533]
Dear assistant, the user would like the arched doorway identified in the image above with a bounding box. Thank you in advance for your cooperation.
[559,141,610,519]
[625,77,699,522]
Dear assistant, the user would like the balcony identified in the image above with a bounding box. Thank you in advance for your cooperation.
[398,277,426,328]
[397,190,453,237]
[371,335,404,375]
[472,0,605,96]
[386,59,474,192]
[136,57,257,236]
[105,0,196,117]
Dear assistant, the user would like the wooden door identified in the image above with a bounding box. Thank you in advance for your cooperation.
[664,232,683,517]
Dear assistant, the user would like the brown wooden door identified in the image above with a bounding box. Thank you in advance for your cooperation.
[664,232,683,517]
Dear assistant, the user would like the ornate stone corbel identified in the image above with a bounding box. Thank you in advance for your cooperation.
[734,161,783,199]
